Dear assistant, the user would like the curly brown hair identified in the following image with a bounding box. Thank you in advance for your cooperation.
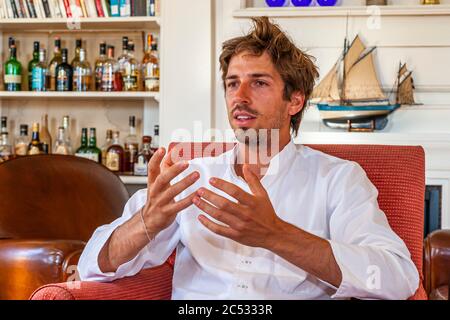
[220,17,319,137]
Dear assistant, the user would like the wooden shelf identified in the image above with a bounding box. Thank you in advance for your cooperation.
[0,91,160,101]
[0,17,160,31]
[119,175,147,185]
[234,5,450,18]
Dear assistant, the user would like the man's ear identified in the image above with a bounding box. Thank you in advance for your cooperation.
[287,91,305,116]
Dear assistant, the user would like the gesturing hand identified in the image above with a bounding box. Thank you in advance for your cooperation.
[142,148,200,235]
[192,164,283,248]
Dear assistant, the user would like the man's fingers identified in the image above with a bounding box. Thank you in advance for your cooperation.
[154,161,190,191]
[196,187,245,217]
[197,215,238,240]
[148,148,166,185]
[164,191,197,215]
[161,148,176,171]
[159,171,200,204]
[242,164,267,196]
[193,196,243,230]
[209,177,254,205]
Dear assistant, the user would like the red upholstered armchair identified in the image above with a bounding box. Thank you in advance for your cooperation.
[31,143,438,300]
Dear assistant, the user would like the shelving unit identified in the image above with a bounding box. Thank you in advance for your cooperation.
[0,16,161,186]
[233,4,450,18]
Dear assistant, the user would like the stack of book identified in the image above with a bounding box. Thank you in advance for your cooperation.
[0,0,159,19]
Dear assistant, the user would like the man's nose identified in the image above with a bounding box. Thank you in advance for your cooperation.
[232,81,251,105]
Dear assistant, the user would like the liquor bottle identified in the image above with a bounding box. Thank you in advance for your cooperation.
[4,46,22,91]
[122,41,139,91]
[73,48,92,91]
[28,41,40,91]
[1,116,7,136]
[15,124,30,156]
[71,39,82,66]
[124,116,139,174]
[143,35,160,92]
[102,46,121,92]
[151,125,160,153]
[54,127,70,155]
[117,37,129,75]
[106,131,124,173]
[134,136,154,176]
[75,128,88,158]
[56,48,73,91]
[101,129,113,166]
[31,49,49,91]
[27,122,43,155]
[40,114,52,154]
[94,42,107,91]
[62,115,72,154]
[86,128,102,163]
[0,132,13,162]
[48,37,62,91]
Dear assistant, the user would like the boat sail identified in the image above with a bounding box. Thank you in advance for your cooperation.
[311,35,416,130]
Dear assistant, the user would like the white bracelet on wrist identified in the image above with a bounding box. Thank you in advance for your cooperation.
[139,207,156,243]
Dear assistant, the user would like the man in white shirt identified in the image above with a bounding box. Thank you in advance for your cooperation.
[78,17,419,300]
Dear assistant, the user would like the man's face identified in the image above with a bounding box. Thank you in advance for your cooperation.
[225,51,292,144]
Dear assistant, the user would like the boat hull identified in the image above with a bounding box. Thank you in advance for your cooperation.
[317,103,401,121]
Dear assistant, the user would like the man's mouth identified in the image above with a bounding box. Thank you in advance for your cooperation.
[233,111,257,126]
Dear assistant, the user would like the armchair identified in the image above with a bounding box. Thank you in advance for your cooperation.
[31,143,448,300]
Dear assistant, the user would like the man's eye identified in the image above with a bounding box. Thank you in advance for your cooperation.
[227,82,238,89]
[254,80,267,87]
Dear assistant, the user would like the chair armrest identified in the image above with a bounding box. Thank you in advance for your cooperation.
[0,239,85,300]
[424,229,450,298]
[30,263,174,300]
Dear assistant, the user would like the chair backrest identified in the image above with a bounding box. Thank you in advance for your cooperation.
[169,142,427,299]
[0,155,129,242]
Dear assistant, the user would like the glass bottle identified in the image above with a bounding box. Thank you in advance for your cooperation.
[62,115,72,154]
[40,114,52,154]
[117,36,129,76]
[27,122,43,155]
[56,48,73,91]
[101,129,113,166]
[4,46,22,91]
[31,48,49,91]
[53,127,70,155]
[15,124,29,156]
[71,39,82,66]
[124,116,139,174]
[1,116,7,136]
[106,131,124,173]
[143,35,159,92]
[101,46,118,92]
[94,42,107,91]
[151,124,160,153]
[86,128,102,163]
[48,37,62,91]
[75,128,88,158]
[0,132,13,162]
[134,136,154,176]
[73,48,92,91]
[122,41,139,91]
[28,41,40,91]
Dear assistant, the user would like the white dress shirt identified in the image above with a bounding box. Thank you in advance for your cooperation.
[78,140,419,300]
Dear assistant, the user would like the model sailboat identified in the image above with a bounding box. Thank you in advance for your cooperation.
[311,35,416,131]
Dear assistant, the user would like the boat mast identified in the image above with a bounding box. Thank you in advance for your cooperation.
[396,62,402,105]
[342,14,349,104]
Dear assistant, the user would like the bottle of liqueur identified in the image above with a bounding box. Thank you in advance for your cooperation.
[151,124,160,153]
[94,42,107,91]
[86,128,102,163]
[101,129,113,166]
[54,127,70,155]
[40,114,52,154]
[1,116,7,136]
[28,41,40,91]
[62,115,72,154]
[27,122,43,155]
[122,41,139,91]
[71,39,82,66]
[102,46,121,92]
[0,132,13,163]
[31,49,49,92]
[48,37,62,91]
[124,116,139,174]
[134,136,154,176]
[143,35,160,92]
[56,49,73,91]
[117,37,129,75]
[4,45,22,91]
[15,124,30,156]
[75,128,88,158]
[73,48,92,91]
[106,131,125,173]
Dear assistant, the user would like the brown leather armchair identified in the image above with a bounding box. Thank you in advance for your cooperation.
[424,229,450,300]
[0,155,130,299]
